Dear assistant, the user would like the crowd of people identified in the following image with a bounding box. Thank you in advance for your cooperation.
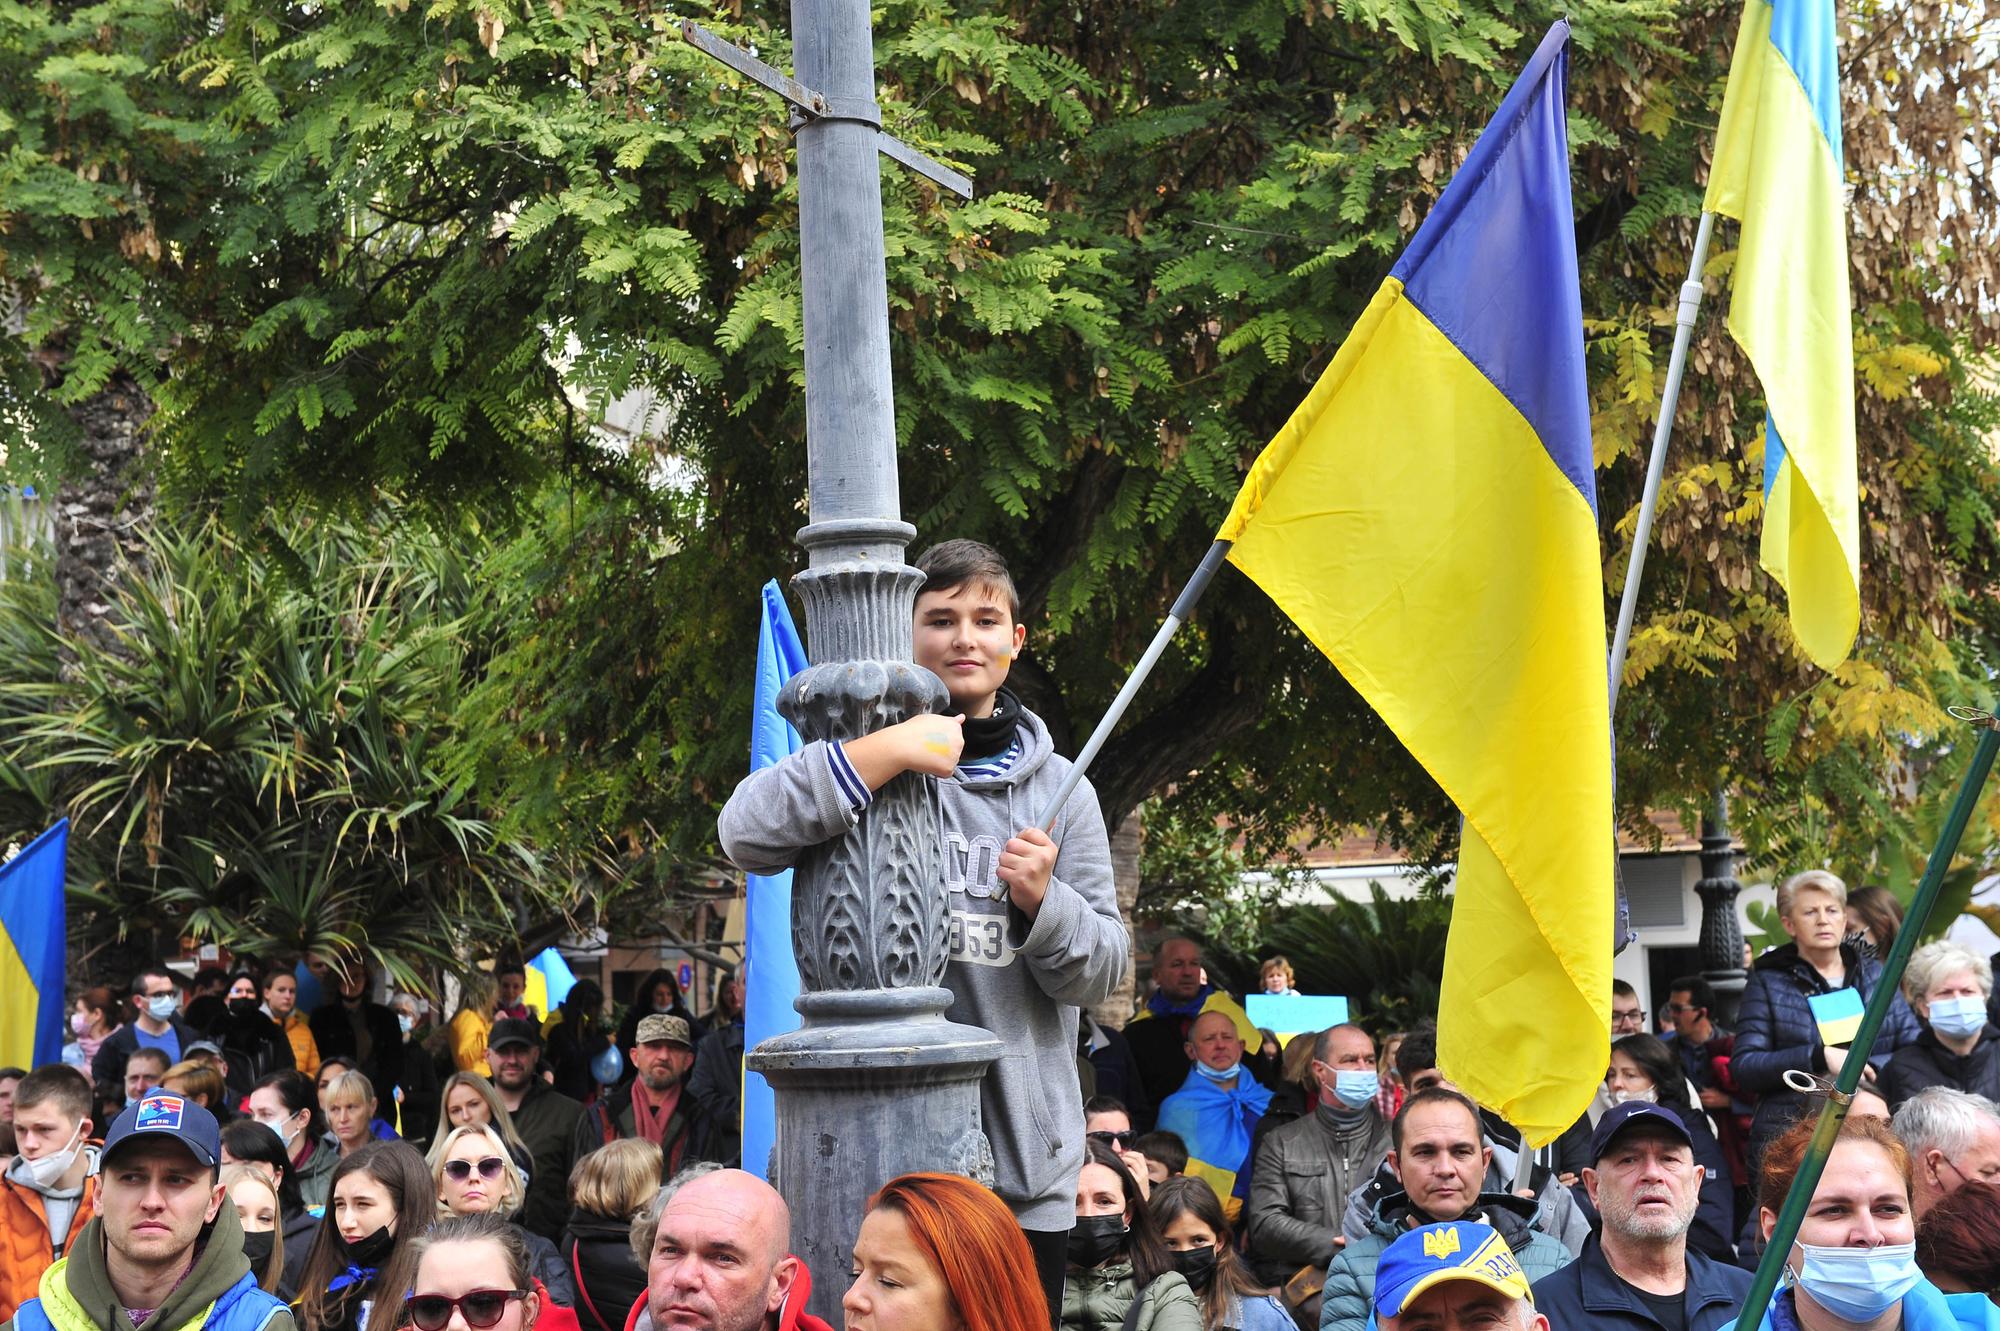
[7,546,2000,1331]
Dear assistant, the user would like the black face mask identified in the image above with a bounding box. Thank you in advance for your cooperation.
[241,1230,275,1268]
[1066,1214,1128,1269]
[228,997,260,1018]
[1171,1244,1217,1293]
[343,1225,396,1267]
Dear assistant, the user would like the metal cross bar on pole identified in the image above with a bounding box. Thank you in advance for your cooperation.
[1731,707,2000,1328]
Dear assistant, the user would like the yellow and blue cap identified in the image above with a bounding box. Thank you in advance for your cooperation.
[1373,1222,1532,1319]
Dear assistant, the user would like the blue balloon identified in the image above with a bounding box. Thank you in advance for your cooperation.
[591,1044,624,1086]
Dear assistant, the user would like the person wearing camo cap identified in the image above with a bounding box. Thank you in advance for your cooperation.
[574,1015,716,1180]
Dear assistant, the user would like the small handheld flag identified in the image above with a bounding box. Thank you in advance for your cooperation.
[0,819,68,1069]
[1215,21,1612,1145]
[1705,0,1860,669]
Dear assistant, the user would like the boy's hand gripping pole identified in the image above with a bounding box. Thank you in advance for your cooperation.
[1036,540,1233,830]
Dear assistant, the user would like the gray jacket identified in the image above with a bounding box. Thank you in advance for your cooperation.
[718,708,1126,1230]
[1246,1104,1392,1284]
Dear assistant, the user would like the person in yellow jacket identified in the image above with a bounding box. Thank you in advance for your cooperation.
[0,1069,98,1325]
[449,974,498,1078]
[258,972,319,1081]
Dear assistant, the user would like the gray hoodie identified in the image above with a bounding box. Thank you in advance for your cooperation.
[719,706,1127,1230]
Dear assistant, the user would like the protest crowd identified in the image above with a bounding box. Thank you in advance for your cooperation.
[3,541,1999,1331]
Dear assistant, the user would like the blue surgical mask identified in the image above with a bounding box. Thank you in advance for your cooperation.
[397,1014,416,1036]
[1332,1069,1379,1109]
[1788,1242,1921,1321]
[145,995,179,1021]
[1928,995,1987,1040]
[1194,1060,1242,1084]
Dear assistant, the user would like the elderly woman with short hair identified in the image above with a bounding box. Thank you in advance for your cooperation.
[1881,940,1999,1107]
[1733,870,1920,1162]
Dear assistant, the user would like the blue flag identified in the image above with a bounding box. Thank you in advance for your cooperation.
[742,581,809,1180]
[0,819,68,1068]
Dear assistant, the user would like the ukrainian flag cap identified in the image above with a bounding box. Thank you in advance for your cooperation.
[1373,1222,1532,1319]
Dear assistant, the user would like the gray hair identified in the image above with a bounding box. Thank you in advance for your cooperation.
[1775,870,1848,918]
[628,1160,727,1266]
[1891,1086,2000,1159]
[1901,939,1993,1005]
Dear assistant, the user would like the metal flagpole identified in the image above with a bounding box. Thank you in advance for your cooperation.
[1607,211,1716,711]
[1732,707,2000,1327]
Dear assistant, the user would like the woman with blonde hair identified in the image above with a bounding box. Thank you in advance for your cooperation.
[162,1059,228,1116]
[322,1069,382,1159]
[222,1163,287,1294]
[451,973,499,1077]
[1734,870,1920,1160]
[432,1071,535,1181]
[1257,958,1298,996]
[561,1140,662,1331]
[432,1122,575,1306]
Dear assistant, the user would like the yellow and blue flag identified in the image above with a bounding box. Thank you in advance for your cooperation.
[1216,20,1611,1145]
[0,819,69,1068]
[1705,0,1859,670]
[524,947,577,1025]
[743,580,808,1180]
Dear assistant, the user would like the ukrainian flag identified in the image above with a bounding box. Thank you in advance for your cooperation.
[1705,0,1859,670]
[1217,20,1611,1145]
[0,820,69,1069]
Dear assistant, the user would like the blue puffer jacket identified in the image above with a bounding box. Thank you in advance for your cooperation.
[1719,1282,2000,1331]
[1732,941,1918,1155]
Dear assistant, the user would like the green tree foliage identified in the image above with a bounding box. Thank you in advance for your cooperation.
[0,511,554,990]
[4,0,1996,880]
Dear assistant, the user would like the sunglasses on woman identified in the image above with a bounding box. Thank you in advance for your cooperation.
[442,1156,507,1183]
[405,1290,527,1331]
[1086,1129,1136,1148]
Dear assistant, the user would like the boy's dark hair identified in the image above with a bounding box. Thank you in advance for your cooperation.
[1132,1130,1188,1176]
[495,959,526,980]
[16,1065,92,1122]
[1394,1027,1439,1082]
[1612,978,1638,999]
[126,1047,173,1075]
[914,540,1021,621]
[1668,974,1715,1014]
[192,966,229,992]
[135,964,184,993]
[1082,1096,1128,1119]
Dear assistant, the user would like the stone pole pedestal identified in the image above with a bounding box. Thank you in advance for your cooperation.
[738,0,1002,1318]
[1694,790,1750,1027]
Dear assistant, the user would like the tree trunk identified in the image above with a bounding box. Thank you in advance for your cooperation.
[54,375,153,671]
[1092,804,1144,1028]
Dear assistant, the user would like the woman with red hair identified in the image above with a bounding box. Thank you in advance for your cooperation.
[842,1172,1049,1331]
[1917,1180,2000,1300]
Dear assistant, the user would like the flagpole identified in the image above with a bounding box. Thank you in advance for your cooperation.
[1606,211,1716,713]
[1036,540,1233,829]
[1731,708,2000,1327]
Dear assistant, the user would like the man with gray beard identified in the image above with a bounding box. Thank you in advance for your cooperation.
[1528,1104,1751,1331]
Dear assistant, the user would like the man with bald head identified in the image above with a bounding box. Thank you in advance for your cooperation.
[1246,1024,1393,1288]
[1125,936,1261,1115]
[640,1168,834,1331]
[1155,1009,1273,1216]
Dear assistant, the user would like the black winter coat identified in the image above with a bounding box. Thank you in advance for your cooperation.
[1732,941,1918,1155]
[1879,1025,2000,1107]
[208,1004,295,1100]
[561,1211,647,1331]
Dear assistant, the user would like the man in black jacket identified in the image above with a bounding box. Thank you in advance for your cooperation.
[490,1016,584,1240]
[578,1016,714,1178]
[307,959,403,1093]
[90,966,203,1115]
[1530,1103,1751,1331]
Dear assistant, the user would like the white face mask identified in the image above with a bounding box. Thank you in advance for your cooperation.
[255,1114,298,1150]
[1608,1085,1658,1106]
[21,1121,86,1188]
[145,995,179,1022]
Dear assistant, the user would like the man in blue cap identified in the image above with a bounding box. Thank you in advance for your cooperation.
[1529,1102,1751,1331]
[6,1091,291,1331]
[1371,1220,1548,1330]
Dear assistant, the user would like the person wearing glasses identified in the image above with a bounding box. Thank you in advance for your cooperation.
[1083,1098,1153,1197]
[404,1212,578,1331]
[432,1124,576,1306]
[91,967,203,1119]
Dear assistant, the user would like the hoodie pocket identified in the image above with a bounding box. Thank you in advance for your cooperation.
[985,1051,1072,1206]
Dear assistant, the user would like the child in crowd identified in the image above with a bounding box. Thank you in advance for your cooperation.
[720,539,1128,1311]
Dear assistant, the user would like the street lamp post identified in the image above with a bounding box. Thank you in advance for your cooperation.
[1694,790,1750,1027]
[684,3,999,1320]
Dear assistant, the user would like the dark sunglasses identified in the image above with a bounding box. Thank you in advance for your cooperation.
[405,1290,527,1331]
[442,1156,507,1184]
[1087,1130,1136,1148]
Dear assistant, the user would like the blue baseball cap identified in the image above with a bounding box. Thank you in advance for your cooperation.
[1587,1101,1694,1164]
[100,1091,221,1169]
[1373,1222,1533,1320]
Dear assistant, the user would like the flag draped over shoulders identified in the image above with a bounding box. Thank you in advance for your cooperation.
[1214,20,1611,1146]
[1705,0,1859,670]
[1156,1069,1273,1206]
